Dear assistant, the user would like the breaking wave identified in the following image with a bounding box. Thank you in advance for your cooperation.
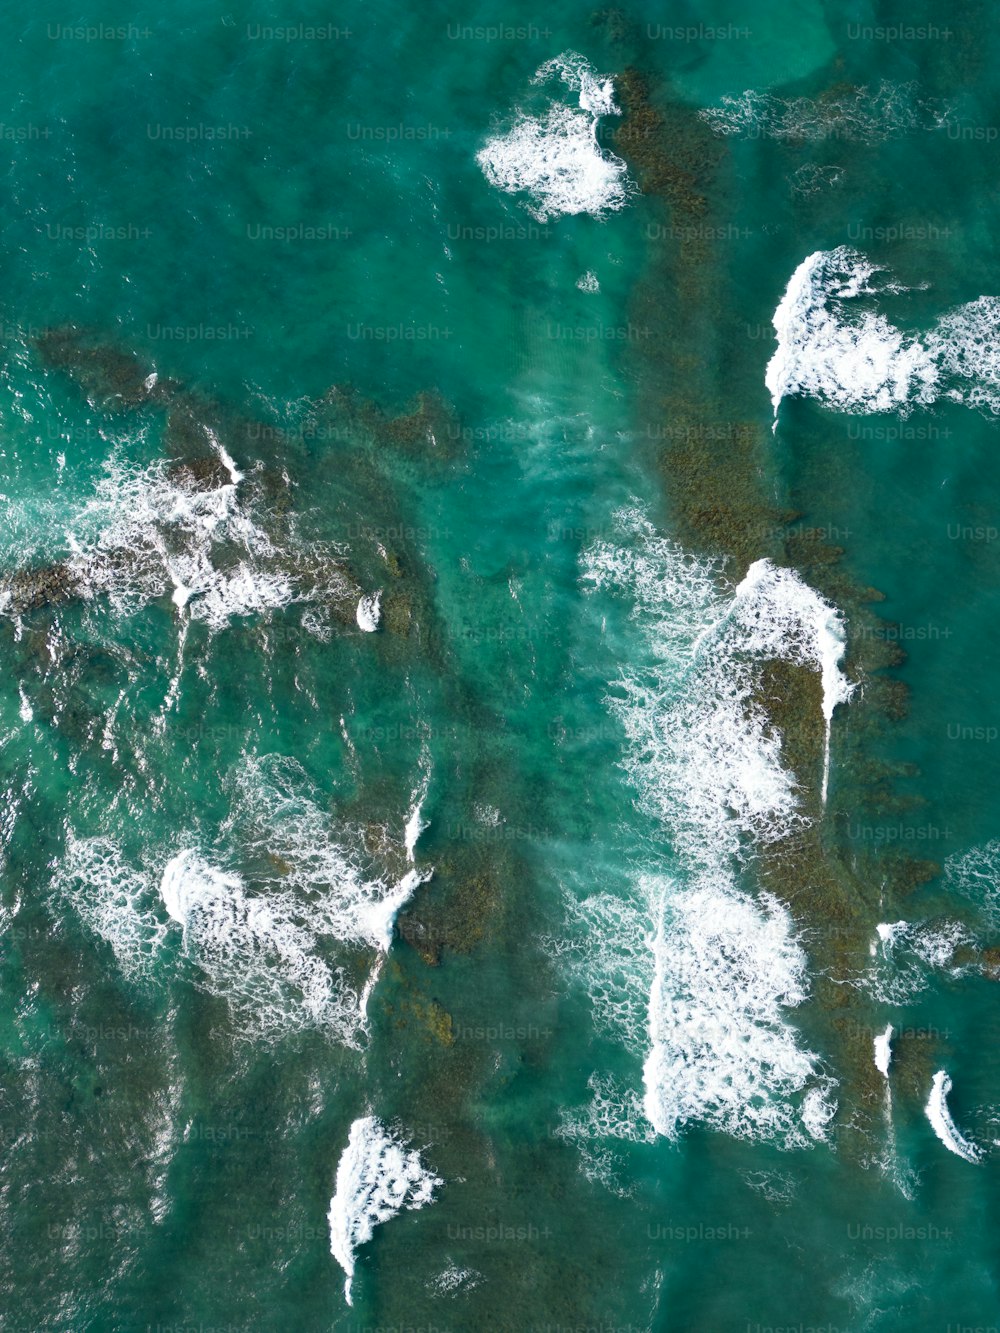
[768,247,1000,421]
[477,50,633,222]
[925,1071,982,1163]
[329,1115,441,1305]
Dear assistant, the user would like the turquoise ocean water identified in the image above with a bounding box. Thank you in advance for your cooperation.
[2,1,1000,1329]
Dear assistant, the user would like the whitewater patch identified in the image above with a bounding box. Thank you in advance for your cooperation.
[158,847,378,1045]
[742,1169,797,1204]
[356,591,381,632]
[583,508,854,860]
[736,557,855,805]
[870,1022,915,1198]
[51,834,169,980]
[789,164,843,197]
[224,753,431,955]
[160,831,423,1044]
[329,1116,441,1306]
[925,1071,982,1163]
[561,508,850,1151]
[559,1072,656,1146]
[874,1024,893,1077]
[556,1073,656,1196]
[556,880,831,1147]
[4,437,357,632]
[66,443,281,624]
[476,50,633,221]
[557,892,652,1055]
[700,82,953,142]
[643,875,833,1146]
[767,247,1000,422]
[53,757,428,1044]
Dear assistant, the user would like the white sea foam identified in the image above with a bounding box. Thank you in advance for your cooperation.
[875,920,907,950]
[204,426,243,484]
[559,1072,657,1146]
[742,1169,797,1204]
[54,757,427,1044]
[148,1073,184,1224]
[584,509,853,857]
[874,1018,912,1199]
[159,848,370,1044]
[945,840,1000,929]
[356,591,381,632]
[158,841,425,1043]
[328,1116,441,1305]
[911,921,972,970]
[33,439,353,631]
[874,1024,893,1077]
[404,761,431,863]
[225,753,430,955]
[925,1071,982,1163]
[429,1263,482,1296]
[801,1085,838,1140]
[864,918,972,1004]
[871,1024,913,1197]
[556,1073,656,1195]
[52,834,168,979]
[403,803,426,862]
[643,876,832,1146]
[535,51,619,117]
[65,444,272,622]
[560,893,651,1054]
[768,247,1000,423]
[477,51,633,221]
[930,297,1000,412]
[700,82,952,143]
[569,508,848,1149]
[789,164,843,197]
[160,848,241,926]
[767,249,937,419]
[576,270,600,293]
[736,557,855,804]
